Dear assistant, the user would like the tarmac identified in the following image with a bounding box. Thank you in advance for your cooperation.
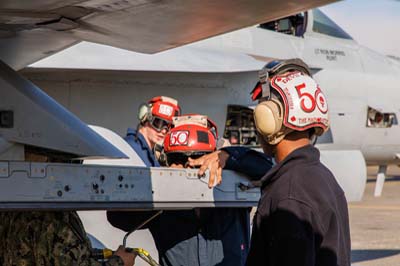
[350,166,400,265]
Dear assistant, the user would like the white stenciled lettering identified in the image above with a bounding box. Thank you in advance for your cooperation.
[158,104,173,116]
[283,88,294,109]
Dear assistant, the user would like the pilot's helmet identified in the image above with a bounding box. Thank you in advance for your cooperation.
[163,114,217,166]
[251,58,329,145]
[137,96,181,132]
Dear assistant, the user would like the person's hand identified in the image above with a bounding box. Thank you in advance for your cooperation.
[188,150,230,188]
[114,246,136,266]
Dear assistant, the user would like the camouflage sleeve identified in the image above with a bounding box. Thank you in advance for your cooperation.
[105,256,125,266]
[0,211,124,266]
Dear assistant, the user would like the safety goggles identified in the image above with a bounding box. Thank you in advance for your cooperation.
[166,152,206,167]
[149,117,172,132]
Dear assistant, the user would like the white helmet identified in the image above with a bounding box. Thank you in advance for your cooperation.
[251,59,329,145]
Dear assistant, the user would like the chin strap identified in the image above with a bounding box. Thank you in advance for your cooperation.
[153,143,167,166]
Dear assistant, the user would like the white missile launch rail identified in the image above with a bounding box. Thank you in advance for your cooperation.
[0,61,260,211]
[0,162,260,210]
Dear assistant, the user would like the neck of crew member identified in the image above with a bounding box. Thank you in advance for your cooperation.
[274,131,311,163]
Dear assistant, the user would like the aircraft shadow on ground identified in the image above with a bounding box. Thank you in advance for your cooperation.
[367,176,400,183]
[351,249,400,262]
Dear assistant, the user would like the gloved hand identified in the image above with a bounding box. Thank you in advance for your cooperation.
[114,246,137,266]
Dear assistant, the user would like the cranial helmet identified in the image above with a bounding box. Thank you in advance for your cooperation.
[137,96,181,132]
[163,114,217,166]
[251,58,330,145]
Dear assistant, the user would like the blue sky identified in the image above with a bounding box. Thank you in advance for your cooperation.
[321,0,400,56]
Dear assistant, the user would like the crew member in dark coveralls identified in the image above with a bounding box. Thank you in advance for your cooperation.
[248,59,351,266]
[190,59,351,266]
[107,98,272,266]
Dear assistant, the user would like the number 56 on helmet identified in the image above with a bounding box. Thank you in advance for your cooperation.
[251,59,330,145]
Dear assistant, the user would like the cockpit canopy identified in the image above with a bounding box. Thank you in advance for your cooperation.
[259,9,353,40]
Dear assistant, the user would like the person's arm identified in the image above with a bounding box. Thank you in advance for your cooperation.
[222,146,273,179]
[60,212,135,266]
[12,212,135,266]
[188,147,273,188]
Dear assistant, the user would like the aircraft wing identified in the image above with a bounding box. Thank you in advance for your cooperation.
[1,0,338,70]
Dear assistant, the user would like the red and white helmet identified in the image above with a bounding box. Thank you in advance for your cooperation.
[163,114,217,166]
[252,59,330,144]
[138,96,181,132]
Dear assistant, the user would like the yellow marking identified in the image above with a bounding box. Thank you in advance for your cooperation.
[134,248,150,256]
[103,248,113,258]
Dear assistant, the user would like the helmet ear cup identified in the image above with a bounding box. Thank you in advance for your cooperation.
[138,103,152,123]
[254,100,283,137]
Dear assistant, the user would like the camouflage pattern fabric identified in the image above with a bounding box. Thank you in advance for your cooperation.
[0,211,124,266]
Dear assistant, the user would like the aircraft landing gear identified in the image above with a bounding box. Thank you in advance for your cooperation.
[374,165,387,197]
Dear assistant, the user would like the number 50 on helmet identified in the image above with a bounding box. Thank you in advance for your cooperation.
[163,114,218,166]
[251,59,330,145]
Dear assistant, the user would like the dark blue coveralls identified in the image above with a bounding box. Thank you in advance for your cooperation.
[107,128,273,266]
